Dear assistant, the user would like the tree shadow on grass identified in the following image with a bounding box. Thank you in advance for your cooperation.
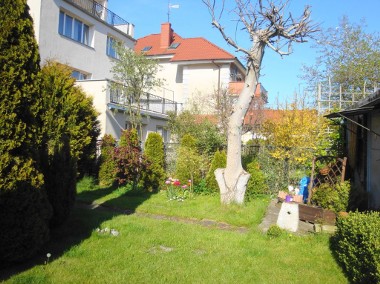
[0,184,154,281]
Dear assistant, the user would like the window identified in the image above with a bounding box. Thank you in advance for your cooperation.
[59,11,89,45]
[141,46,152,52]
[168,42,180,49]
[156,126,167,142]
[107,36,118,58]
[72,70,89,80]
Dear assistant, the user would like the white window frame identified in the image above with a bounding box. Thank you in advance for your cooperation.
[59,11,90,46]
[72,70,90,80]
[106,36,119,59]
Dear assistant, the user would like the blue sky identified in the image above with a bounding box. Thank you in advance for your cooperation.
[108,0,379,107]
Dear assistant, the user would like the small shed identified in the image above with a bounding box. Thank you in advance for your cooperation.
[326,89,380,210]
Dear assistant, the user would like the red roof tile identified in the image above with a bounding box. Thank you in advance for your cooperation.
[135,23,237,62]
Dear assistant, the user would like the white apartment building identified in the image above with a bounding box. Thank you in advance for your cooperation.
[28,0,177,143]
[135,23,247,113]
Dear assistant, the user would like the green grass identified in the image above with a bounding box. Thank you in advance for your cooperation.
[76,177,270,228]
[2,178,348,283]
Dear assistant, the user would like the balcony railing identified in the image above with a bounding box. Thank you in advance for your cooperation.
[64,0,134,36]
[110,90,181,116]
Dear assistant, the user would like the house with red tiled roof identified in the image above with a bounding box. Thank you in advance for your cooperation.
[135,23,247,112]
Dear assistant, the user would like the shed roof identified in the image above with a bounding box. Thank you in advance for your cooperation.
[326,89,380,118]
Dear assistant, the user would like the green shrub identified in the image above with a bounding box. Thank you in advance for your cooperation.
[114,129,141,186]
[312,180,350,213]
[242,154,254,170]
[266,225,285,239]
[0,0,52,264]
[98,134,117,187]
[193,179,213,195]
[180,134,197,149]
[331,211,380,283]
[246,159,269,200]
[194,120,225,157]
[175,146,204,185]
[43,135,76,227]
[256,147,288,194]
[114,129,150,190]
[0,184,52,265]
[77,175,98,192]
[175,134,204,185]
[205,150,226,193]
[39,61,100,226]
[142,132,165,192]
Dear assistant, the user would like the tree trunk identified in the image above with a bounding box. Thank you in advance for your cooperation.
[215,61,259,204]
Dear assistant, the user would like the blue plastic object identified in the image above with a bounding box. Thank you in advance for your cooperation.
[299,176,310,203]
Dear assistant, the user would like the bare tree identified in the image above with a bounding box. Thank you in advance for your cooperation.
[212,87,233,138]
[202,0,318,204]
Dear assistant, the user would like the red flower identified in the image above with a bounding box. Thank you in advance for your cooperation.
[173,180,181,186]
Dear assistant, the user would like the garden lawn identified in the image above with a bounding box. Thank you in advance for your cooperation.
[3,181,348,283]
[76,179,270,228]
[4,207,347,284]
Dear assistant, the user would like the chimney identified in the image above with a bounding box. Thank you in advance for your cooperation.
[160,23,173,49]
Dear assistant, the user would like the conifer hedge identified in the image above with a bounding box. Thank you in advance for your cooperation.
[143,132,165,192]
[39,62,100,226]
[98,134,117,187]
[0,0,52,264]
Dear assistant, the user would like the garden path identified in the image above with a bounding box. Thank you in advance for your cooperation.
[75,201,249,233]
[76,199,314,235]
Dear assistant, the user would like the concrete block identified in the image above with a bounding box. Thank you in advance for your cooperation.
[277,202,299,232]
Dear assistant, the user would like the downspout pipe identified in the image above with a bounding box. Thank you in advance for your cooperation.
[212,60,221,94]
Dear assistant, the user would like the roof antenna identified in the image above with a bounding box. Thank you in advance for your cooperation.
[168,1,180,22]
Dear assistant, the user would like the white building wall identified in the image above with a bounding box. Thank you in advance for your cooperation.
[28,0,42,42]
[76,80,108,137]
[154,60,233,112]
[28,0,171,143]
[30,0,134,79]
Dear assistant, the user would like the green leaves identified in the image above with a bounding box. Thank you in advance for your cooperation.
[332,211,380,283]
[0,0,51,264]
[110,44,163,130]
[303,16,380,95]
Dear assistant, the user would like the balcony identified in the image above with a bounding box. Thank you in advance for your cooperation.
[109,90,181,117]
[64,0,134,36]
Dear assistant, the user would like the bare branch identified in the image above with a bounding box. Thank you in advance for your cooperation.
[203,0,319,57]
[202,0,251,56]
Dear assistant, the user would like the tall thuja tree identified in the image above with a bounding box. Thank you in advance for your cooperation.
[98,134,117,187]
[39,61,100,226]
[143,132,165,192]
[110,44,163,138]
[203,0,318,204]
[0,1,52,264]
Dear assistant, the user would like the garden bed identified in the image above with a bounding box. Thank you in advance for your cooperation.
[278,191,337,225]
[298,203,336,225]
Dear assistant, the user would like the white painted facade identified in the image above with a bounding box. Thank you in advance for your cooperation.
[28,0,174,143]
[153,60,242,113]
[136,23,246,114]
[155,60,233,106]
